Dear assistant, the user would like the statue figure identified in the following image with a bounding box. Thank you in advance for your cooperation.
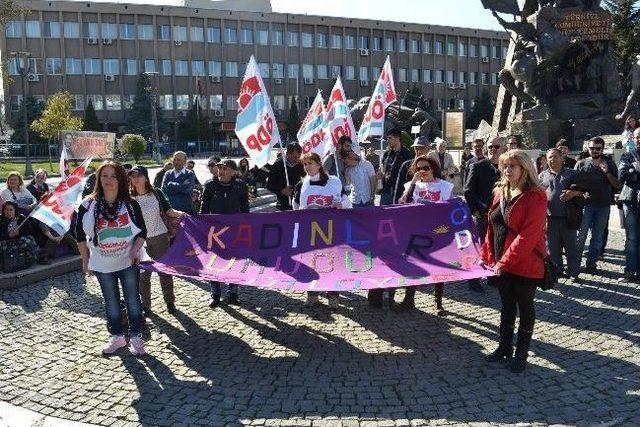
[615,54,640,120]
[407,107,439,139]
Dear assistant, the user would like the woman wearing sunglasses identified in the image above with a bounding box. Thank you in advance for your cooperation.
[397,156,454,315]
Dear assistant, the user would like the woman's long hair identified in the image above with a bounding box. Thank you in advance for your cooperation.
[129,174,154,196]
[494,150,541,199]
[624,114,638,131]
[90,161,132,203]
[409,155,442,180]
[301,152,328,181]
[5,171,25,191]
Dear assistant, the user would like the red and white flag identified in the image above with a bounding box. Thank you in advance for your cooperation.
[59,145,70,181]
[297,91,328,156]
[358,56,397,143]
[323,77,358,155]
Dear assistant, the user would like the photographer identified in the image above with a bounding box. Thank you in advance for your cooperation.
[617,128,640,283]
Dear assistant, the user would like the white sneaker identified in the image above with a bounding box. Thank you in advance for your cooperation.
[129,336,147,356]
[305,293,319,306]
[328,294,339,309]
[102,335,127,355]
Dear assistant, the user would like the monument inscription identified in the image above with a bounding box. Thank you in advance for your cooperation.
[555,11,612,41]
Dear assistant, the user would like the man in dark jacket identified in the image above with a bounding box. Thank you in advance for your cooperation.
[380,127,412,205]
[200,159,250,306]
[463,138,486,186]
[617,128,640,282]
[266,143,304,211]
[463,137,502,293]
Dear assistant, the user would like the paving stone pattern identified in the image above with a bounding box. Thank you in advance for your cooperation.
[1,230,639,426]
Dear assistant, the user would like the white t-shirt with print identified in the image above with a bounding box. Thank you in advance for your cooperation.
[410,179,454,203]
[298,175,351,210]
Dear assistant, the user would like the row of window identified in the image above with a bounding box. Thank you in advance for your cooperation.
[5,21,507,59]
[8,57,500,84]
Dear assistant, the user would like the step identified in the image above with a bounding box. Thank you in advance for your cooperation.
[0,255,82,290]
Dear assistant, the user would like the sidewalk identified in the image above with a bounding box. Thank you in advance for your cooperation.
[0,402,96,427]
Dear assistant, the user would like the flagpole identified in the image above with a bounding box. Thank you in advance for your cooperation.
[280,144,292,205]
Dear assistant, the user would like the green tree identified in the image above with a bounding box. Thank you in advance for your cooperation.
[31,91,83,141]
[0,0,22,25]
[9,96,44,146]
[125,73,166,139]
[285,97,300,141]
[603,0,640,79]
[466,90,495,129]
[181,99,210,143]
[83,100,101,131]
[119,134,147,162]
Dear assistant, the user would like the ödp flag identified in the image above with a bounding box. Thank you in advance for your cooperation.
[31,157,92,235]
[59,145,70,181]
[297,91,328,156]
[323,77,358,155]
[234,56,282,168]
[357,56,397,143]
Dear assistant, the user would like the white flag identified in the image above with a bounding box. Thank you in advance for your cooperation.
[59,145,70,181]
[297,91,328,156]
[357,56,397,143]
[323,76,359,155]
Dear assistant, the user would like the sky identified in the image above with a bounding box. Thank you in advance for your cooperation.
[66,0,505,31]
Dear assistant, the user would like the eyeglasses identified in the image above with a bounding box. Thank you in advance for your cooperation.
[416,166,431,172]
[488,145,501,149]
[587,146,602,151]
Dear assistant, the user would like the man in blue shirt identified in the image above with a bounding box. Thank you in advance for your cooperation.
[161,151,196,214]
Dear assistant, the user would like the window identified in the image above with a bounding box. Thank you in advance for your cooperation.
[301,32,313,48]
[66,58,82,75]
[493,45,500,59]
[158,25,171,40]
[423,39,432,54]
[73,95,85,111]
[423,69,432,83]
[161,59,172,76]
[120,23,136,39]
[240,28,253,44]
[225,62,238,77]
[46,58,62,75]
[492,72,499,85]
[144,59,156,73]
[446,70,455,84]
[105,95,121,111]
[138,24,153,40]
[459,43,467,57]
[436,98,444,111]
[5,21,22,38]
[25,21,41,38]
[398,38,407,52]
[84,22,99,38]
[470,44,478,57]
[272,63,284,79]
[385,36,394,51]
[86,95,104,110]
[360,66,369,81]
[317,64,328,79]
[359,36,369,50]
[288,31,298,47]
[371,66,380,79]
[331,65,341,78]
[210,95,223,111]
[44,21,61,39]
[224,27,237,43]
[123,95,135,110]
[84,58,102,75]
[176,95,189,110]
[302,64,313,79]
[435,69,444,84]
[411,69,419,83]
[480,44,489,58]
[101,23,117,39]
[208,26,221,43]
[174,60,188,76]
[159,95,173,110]
[331,34,342,49]
[373,37,382,51]
[7,58,20,75]
[411,39,420,53]
[288,64,299,79]
[258,29,269,45]
[457,99,465,110]
[61,22,79,39]
[173,26,187,41]
[459,71,467,84]
[272,95,285,112]
[470,72,478,85]
[304,96,314,109]
[398,68,407,82]
[188,60,204,76]
[435,41,443,55]
[481,72,489,85]
[208,61,222,76]
[226,95,236,110]
[191,26,204,42]
[272,30,283,45]
[103,59,119,75]
[447,42,456,56]
[10,95,23,112]
[503,46,508,59]
[316,33,327,48]
[345,35,356,50]
[122,59,137,75]
[258,62,270,78]
[345,65,355,80]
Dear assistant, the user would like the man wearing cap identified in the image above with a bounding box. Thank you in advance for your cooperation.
[393,136,430,203]
[161,151,196,214]
[200,159,250,307]
[428,138,456,182]
[379,127,413,206]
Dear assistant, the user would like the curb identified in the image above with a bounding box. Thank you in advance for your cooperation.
[0,401,98,427]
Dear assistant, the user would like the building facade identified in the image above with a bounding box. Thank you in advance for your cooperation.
[2,0,508,147]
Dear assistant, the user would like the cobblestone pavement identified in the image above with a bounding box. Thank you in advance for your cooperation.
[1,229,639,427]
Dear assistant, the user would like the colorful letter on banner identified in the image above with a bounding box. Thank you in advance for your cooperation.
[141,200,494,291]
[235,55,282,168]
[297,91,328,155]
[323,76,359,155]
[31,157,92,235]
[357,56,397,143]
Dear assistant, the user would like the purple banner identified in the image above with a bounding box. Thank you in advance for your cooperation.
[141,200,494,291]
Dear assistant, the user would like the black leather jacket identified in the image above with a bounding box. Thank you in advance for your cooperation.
[200,177,250,215]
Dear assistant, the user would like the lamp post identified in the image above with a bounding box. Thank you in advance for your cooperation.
[143,71,161,163]
[10,51,33,176]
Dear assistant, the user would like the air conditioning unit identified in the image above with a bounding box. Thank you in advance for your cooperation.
[174,40,183,46]
[104,74,115,82]
[458,83,467,89]
[87,37,99,45]
[27,73,39,82]
[274,78,282,84]
[210,75,221,83]
[303,77,314,85]
[448,83,457,89]
[359,48,369,56]
[481,57,489,63]
[359,80,369,87]
[213,109,223,117]
[102,38,113,45]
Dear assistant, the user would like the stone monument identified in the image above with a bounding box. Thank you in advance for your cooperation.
[484,0,624,148]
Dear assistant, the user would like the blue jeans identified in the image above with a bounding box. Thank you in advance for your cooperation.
[94,265,144,337]
[622,203,640,274]
[210,281,238,298]
[379,192,394,206]
[576,205,610,267]
[547,217,580,277]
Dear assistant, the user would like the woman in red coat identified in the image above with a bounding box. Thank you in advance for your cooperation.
[481,149,547,373]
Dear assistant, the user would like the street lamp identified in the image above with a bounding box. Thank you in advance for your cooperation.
[10,51,33,176]
[142,71,161,163]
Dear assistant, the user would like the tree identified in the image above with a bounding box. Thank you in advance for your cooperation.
[603,0,640,79]
[31,91,83,141]
[466,90,495,129]
[119,134,147,162]
[125,73,166,139]
[9,96,44,146]
[285,97,300,141]
[0,0,22,26]
[83,100,101,131]
[181,99,210,143]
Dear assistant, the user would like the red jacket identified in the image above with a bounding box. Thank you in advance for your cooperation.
[481,188,547,279]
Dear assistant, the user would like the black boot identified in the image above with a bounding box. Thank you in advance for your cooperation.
[368,289,383,309]
[227,293,240,306]
[434,284,447,316]
[485,323,514,362]
[510,329,533,373]
[393,287,416,312]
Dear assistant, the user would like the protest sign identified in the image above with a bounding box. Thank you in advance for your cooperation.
[59,131,115,159]
[357,56,397,143]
